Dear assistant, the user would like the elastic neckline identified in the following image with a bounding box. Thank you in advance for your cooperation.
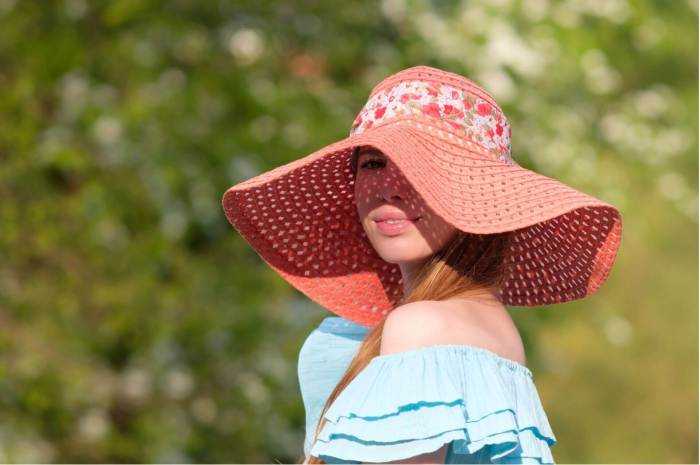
[371,343,533,378]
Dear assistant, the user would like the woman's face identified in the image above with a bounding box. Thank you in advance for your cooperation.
[353,146,458,285]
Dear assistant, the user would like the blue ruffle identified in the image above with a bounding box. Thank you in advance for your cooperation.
[308,344,557,464]
[299,316,371,457]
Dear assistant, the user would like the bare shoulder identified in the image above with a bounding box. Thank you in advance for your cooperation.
[380,299,527,366]
[379,301,450,355]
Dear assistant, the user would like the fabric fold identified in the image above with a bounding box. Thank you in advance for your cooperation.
[308,344,556,464]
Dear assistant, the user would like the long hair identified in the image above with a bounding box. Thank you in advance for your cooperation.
[300,147,514,464]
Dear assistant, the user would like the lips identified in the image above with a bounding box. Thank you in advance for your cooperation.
[374,216,421,222]
[373,217,420,236]
[371,206,421,222]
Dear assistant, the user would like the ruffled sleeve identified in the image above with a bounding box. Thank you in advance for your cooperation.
[308,344,557,464]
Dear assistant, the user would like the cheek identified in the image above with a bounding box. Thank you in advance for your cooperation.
[353,176,374,213]
[354,184,366,219]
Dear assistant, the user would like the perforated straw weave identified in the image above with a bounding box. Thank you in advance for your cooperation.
[222,65,623,327]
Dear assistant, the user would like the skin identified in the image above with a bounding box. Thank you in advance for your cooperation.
[350,146,526,464]
[353,146,499,302]
[316,147,524,464]
[351,148,523,345]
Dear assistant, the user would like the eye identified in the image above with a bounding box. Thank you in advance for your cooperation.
[359,158,385,170]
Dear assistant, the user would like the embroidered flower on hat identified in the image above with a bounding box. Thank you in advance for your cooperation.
[349,80,515,165]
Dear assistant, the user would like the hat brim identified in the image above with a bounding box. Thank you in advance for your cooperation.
[222,116,622,326]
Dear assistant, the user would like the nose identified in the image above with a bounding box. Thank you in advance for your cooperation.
[377,176,403,203]
[380,192,402,203]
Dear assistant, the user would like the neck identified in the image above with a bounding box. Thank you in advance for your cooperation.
[448,288,502,306]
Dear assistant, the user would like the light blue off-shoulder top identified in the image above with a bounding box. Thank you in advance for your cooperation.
[298,316,557,464]
[298,316,371,458]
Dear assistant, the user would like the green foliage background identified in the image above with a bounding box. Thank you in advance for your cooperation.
[0,0,697,463]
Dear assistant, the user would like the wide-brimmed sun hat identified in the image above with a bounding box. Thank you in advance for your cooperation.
[222,65,623,327]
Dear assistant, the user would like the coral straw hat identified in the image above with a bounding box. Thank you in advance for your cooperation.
[221,65,623,327]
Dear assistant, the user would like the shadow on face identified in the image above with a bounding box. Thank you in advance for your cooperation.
[352,146,458,265]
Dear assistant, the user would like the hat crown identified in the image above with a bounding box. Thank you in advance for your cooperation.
[350,66,514,164]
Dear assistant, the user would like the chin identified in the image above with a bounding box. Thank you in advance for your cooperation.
[375,247,429,264]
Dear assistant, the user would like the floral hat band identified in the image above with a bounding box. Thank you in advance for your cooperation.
[349,79,516,165]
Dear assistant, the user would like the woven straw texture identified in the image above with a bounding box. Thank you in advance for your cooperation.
[222,65,623,327]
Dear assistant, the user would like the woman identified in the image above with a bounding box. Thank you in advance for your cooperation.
[222,65,623,463]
